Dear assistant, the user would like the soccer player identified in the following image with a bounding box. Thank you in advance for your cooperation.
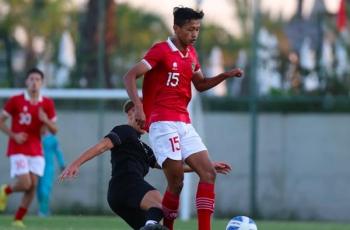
[37,128,66,217]
[123,6,243,230]
[59,100,232,230]
[0,68,57,228]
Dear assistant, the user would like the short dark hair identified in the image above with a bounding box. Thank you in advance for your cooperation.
[123,100,134,113]
[173,6,204,27]
[26,67,44,80]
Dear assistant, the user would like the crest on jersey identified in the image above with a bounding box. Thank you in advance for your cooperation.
[172,62,178,70]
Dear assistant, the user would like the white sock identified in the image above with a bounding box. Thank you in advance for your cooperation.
[145,220,158,225]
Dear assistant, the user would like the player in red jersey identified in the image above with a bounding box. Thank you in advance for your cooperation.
[0,68,57,228]
[123,6,243,230]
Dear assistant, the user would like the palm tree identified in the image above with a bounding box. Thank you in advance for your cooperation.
[0,0,72,87]
[75,0,116,88]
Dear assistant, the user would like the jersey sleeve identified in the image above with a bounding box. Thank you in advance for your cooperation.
[104,125,137,147]
[44,98,57,122]
[3,96,16,117]
[142,43,164,70]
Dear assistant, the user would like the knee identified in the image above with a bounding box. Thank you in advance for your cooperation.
[199,168,217,184]
[21,180,32,191]
[25,180,37,192]
[146,190,163,209]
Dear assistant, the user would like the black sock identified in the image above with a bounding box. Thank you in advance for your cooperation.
[145,207,164,223]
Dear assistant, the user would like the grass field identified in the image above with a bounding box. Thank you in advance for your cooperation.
[1,215,350,230]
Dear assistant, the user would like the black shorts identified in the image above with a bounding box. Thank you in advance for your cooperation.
[107,175,156,229]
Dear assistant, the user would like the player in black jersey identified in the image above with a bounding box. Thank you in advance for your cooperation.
[59,100,231,230]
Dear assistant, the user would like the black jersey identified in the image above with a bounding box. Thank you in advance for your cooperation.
[105,125,156,178]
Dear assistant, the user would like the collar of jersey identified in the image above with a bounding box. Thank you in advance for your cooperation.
[24,90,43,102]
[167,37,189,58]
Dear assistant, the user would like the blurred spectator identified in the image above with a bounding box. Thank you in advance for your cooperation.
[37,128,65,217]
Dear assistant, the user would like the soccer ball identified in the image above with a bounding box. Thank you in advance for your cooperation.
[226,216,258,230]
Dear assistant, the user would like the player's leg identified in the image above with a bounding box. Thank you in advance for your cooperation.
[107,181,147,229]
[140,190,163,224]
[161,159,184,230]
[139,189,169,230]
[186,151,216,230]
[0,184,11,211]
[19,174,38,208]
[0,174,30,212]
[0,155,32,212]
[113,205,147,229]
[14,173,38,224]
[13,155,45,225]
[149,122,184,230]
[127,179,165,228]
[107,176,163,229]
[181,124,216,230]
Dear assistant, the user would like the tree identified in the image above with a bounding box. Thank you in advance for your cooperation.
[74,0,117,88]
[0,0,73,87]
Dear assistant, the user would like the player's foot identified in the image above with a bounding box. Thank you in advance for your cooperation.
[0,184,9,211]
[139,223,169,230]
[12,220,26,228]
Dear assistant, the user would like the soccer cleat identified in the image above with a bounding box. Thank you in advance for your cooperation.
[139,223,169,230]
[12,220,26,228]
[0,184,9,211]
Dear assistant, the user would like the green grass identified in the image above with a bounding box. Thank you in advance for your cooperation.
[0,215,350,230]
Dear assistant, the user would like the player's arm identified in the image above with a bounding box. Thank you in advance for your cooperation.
[192,68,243,92]
[123,61,150,128]
[153,161,232,175]
[0,113,13,138]
[0,112,27,144]
[39,107,58,134]
[59,138,113,180]
[183,161,232,175]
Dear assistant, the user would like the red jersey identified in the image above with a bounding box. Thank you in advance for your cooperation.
[142,38,201,128]
[2,92,57,157]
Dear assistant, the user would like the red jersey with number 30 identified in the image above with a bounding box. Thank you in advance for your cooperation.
[3,92,57,156]
[142,38,201,129]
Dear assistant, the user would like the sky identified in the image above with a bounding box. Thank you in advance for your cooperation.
[116,0,342,36]
[72,0,342,36]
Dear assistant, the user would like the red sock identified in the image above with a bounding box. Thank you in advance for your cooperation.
[5,185,13,195]
[14,207,27,221]
[196,182,215,230]
[162,190,179,230]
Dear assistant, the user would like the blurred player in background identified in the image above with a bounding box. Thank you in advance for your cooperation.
[123,6,243,230]
[59,100,231,230]
[37,128,65,217]
[0,68,57,228]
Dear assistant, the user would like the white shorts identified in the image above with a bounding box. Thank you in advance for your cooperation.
[149,121,207,167]
[10,154,45,178]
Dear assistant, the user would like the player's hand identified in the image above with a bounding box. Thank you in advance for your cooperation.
[226,68,244,78]
[13,132,28,144]
[213,162,232,175]
[59,163,80,182]
[38,107,49,123]
[134,105,146,130]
